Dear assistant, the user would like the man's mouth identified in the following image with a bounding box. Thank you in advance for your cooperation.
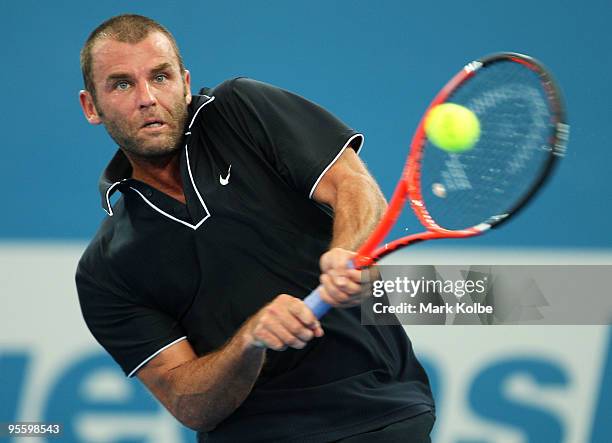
[142,119,166,129]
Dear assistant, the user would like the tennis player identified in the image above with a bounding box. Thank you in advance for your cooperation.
[76,14,435,442]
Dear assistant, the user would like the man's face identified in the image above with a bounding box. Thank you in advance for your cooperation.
[80,32,192,159]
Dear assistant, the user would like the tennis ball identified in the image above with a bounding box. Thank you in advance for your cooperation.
[424,103,480,152]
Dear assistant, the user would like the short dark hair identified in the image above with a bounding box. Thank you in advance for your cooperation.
[80,14,185,97]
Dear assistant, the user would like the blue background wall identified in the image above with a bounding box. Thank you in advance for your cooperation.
[1,0,611,247]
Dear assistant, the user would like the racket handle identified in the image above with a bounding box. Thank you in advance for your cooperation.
[303,287,330,318]
[303,260,355,319]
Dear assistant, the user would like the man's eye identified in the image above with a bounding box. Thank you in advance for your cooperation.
[115,81,130,90]
[154,74,167,83]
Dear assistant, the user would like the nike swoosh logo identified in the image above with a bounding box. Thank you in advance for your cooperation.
[220,164,232,186]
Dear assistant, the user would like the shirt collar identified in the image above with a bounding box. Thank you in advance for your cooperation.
[97,93,214,216]
[98,149,133,215]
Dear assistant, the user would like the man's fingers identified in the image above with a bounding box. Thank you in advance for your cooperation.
[252,329,286,351]
[346,269,362,283]
[271,325,308,349]
[329,273,362,294]
[254,323,306,350]
[319,285,361,308]
[318,276,363,307]
[249,295,324,350]
[329,250,354,270]
[287,298,321,329]
[320,248,356,272]
[320,274,349,303]
[281,314,315,343]
[320,273,362,299]
[282,300,325,341]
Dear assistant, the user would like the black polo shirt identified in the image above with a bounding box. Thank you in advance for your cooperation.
[76,78,434,442]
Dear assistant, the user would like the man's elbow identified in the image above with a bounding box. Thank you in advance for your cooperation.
[171,394,219,433]
[182,418,216,434]
[171,388,243,433]
[178,417,211,433]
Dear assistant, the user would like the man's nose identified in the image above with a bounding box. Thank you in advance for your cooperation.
[135,81,156,108]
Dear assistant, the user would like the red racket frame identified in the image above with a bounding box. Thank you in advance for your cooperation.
[353,52,567,268]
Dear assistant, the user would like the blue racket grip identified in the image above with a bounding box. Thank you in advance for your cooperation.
[303,260,355,319]
[303,287,330,318]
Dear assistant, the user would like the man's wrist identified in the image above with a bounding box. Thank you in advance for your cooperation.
[233,323,267,356]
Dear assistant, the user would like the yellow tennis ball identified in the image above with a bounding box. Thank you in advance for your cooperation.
[424,103,481,152]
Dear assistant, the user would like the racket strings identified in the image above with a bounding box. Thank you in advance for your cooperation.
[420,61,554,231]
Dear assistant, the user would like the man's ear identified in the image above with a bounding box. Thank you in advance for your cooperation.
[184,69,192,105]
[79,90,102,125]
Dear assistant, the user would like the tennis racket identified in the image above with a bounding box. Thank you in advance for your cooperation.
[305,52,569,318]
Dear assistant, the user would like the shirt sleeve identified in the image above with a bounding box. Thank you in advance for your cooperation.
[210,77,364,198]
[75,262,187,378]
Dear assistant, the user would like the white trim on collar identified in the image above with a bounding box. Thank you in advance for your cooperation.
[188,96,215,129]
[129,186,210,230]
[185,144,212,221]
[103,181,122,216]
[130,141,214,230]
[108,95,216,229]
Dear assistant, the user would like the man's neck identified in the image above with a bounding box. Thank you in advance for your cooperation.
[125,151,186,204]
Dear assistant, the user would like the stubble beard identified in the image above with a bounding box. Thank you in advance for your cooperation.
[99,98,189,161]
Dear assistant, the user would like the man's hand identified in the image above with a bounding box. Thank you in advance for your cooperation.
[318,248,363,308]
[242,294,324,351]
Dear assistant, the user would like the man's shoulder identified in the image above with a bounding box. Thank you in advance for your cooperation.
[188,78,278,137]
[196,77,278,105]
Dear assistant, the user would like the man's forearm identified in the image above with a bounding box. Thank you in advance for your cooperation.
[166,331,265,432]
[329,173,387,250]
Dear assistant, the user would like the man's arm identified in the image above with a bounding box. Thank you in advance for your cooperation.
[137,294,323,432]
[313,148,386,249]
[138,147,382,430]
[312,147,387,306]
